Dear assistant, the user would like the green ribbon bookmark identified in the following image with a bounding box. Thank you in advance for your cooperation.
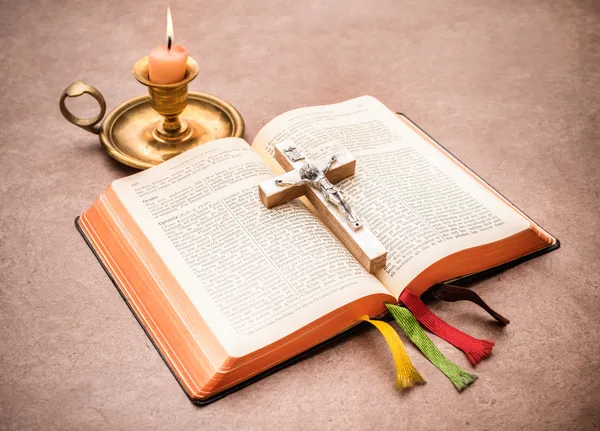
[386,303,478,392]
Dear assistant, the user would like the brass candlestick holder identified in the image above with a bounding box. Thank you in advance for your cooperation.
[134,56,198,144]
[59,56,244,170]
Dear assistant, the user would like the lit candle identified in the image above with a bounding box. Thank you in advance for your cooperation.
[148,7,189,84]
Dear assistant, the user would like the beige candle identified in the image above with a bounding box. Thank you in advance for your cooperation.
[148,7,189,84]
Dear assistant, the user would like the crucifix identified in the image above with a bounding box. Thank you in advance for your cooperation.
[258,140,387,273]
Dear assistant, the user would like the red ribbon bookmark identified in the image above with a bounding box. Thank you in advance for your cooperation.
[399,289,495,366]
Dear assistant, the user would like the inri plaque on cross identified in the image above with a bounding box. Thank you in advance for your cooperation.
[258,140,387,273]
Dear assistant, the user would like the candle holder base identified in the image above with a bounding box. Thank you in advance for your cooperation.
[59,86,245,170]
[153,119,193,144]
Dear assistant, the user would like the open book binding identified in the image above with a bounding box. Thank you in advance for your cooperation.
[76,96,558,404]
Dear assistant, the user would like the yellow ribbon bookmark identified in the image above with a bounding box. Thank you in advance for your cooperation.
[359,315,426,389]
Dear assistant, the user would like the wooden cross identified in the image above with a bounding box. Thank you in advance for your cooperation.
[258,140,387,273]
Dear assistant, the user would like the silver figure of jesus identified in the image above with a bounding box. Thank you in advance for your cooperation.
[275,154,363,230]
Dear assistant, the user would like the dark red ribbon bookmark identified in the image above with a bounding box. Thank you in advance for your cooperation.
[431,284,510,326]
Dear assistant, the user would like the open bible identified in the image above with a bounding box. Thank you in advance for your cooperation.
[77,96,557,403]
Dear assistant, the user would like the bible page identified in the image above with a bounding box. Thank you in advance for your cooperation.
[109,138,391,358]
[251,96,530,297]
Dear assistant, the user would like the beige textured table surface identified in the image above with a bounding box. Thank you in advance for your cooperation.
[1,0,599,429]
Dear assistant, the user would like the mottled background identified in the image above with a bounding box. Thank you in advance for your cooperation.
[1,0,599,429]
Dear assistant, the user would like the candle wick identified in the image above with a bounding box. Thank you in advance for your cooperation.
[167,36,172,51]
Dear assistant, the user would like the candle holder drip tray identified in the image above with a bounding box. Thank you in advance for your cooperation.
[101,92,243,169]
[59,67,244,170]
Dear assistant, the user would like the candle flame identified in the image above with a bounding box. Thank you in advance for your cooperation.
[166,7,174,50]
